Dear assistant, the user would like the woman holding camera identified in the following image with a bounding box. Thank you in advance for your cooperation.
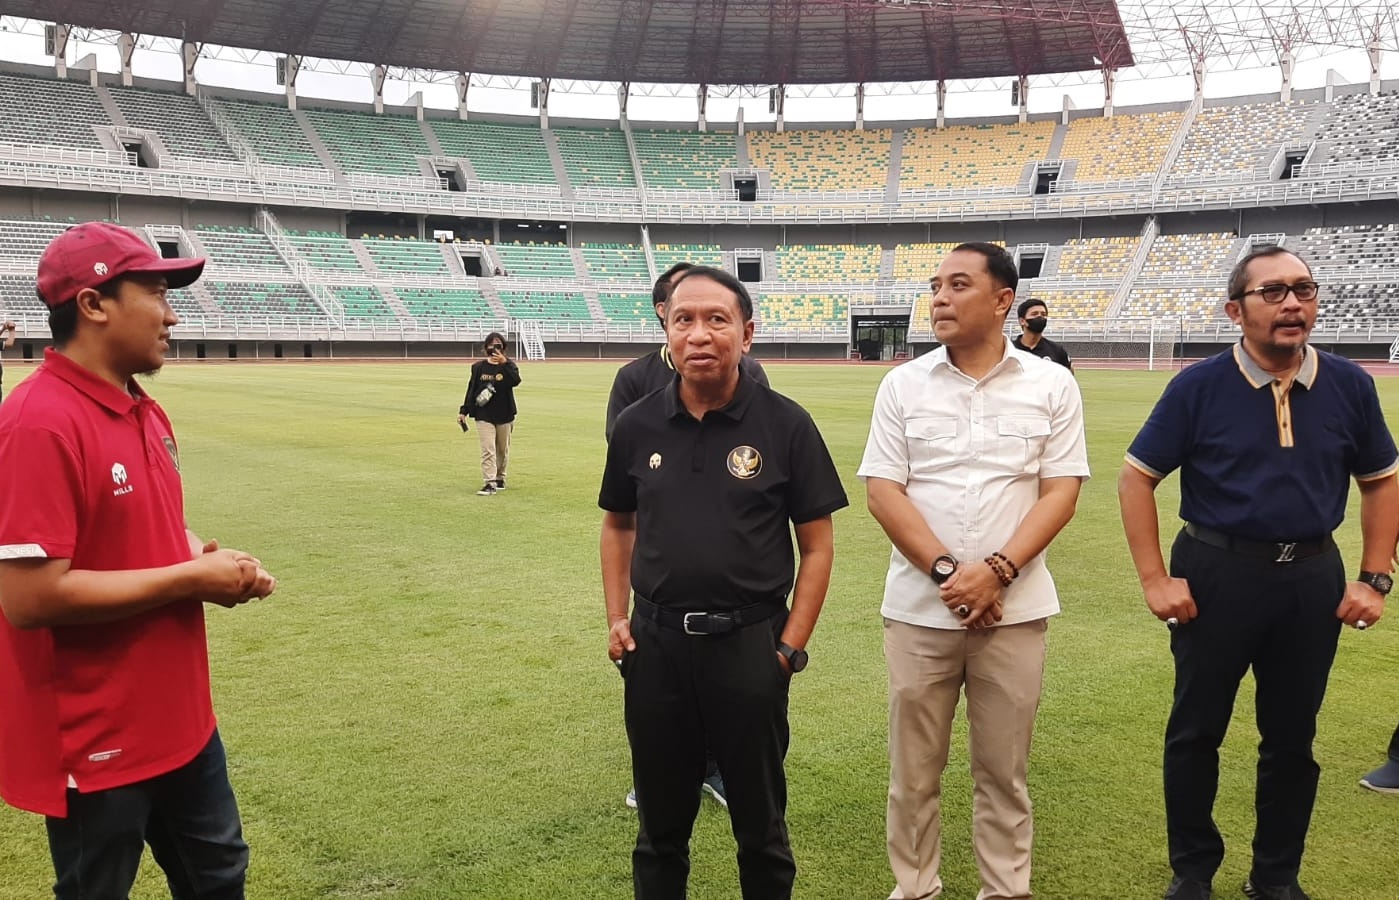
[458,332,521,496]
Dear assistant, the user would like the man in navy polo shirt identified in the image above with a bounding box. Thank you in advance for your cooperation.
[1119,245,1398,900]
[600,266,846,899]
[0,222,276,899]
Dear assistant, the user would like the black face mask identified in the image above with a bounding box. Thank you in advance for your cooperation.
[1024,316,1048,335]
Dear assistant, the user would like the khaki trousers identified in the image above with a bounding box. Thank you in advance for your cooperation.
[476,420,512,482]
[885,616,1048,900]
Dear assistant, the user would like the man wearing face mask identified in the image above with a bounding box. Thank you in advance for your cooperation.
[1012,298,1073,371]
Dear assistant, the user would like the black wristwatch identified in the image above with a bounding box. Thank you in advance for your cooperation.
[777,642,809,674]
[1358,571,1393,596]
[931,554,959,585]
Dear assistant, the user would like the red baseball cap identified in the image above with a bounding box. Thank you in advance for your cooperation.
[36,222,206,308]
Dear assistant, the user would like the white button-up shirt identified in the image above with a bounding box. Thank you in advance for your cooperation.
[858,340,1090,629]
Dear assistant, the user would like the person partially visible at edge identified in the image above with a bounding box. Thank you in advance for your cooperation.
[604,261,769,442]
[600,265,847,899]
[1118,246,1398,900]
[0,318,17,401]
[1011,297,1073,371]
[459,331,521,497]
[859,241,1089,900]
[0,221,277,900]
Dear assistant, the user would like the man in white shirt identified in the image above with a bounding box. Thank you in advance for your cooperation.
[858,242,1090,900]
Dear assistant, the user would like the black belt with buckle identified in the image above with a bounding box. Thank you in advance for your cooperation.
[634,595,785,635]
[1184,522,1333,563]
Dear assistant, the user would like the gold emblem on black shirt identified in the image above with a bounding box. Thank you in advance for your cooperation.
[649,453,662,470]
[727,446,762,479]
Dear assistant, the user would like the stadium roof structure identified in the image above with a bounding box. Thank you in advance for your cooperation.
[11,0,1135,85]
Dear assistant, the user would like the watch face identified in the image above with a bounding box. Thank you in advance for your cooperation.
[932,555,958,584]
[789,649,809,673]
[1376,574,1394,594]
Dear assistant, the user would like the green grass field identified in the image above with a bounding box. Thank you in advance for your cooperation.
[1,362,1396,899]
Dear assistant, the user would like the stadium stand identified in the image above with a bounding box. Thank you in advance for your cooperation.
[206,281,321,317]
[1121,286,1225,320]
[288,231,365,272]
[580,243,650,280]
[209,98,324,169]
[302,107,431,177]
[332,285,396,319]
[899,122,1054,192]
[1022,288,1115,319]
[774,244,883,281]
[360,238,453,276]
[1054,236,1139,279]
[756,292,850,327]
[746,128,892,192]
[893,242,964,281]
[0,73,109,150]
[1169,101,1317,179]
[430,119,557,186]
[597,291,656,322]
[493,243,578,278]
[631,130,738,190]
[652,243,724,270]
[1060,111,1181,182]
[397,287,494,319]
[1117,232,1238,319]
[497,289,591,320]
[1311,91,1399,170]
[194,225,289,269]
[108,86,238,161]
[553,127,636,188]
[1288,224,1399,319]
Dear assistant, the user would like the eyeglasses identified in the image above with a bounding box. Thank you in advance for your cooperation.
[487,346,504,352]
[1232,281,1320,304]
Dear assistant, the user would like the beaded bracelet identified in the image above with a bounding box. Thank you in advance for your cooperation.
[990,551,1020,580]
[983,555,1014,587]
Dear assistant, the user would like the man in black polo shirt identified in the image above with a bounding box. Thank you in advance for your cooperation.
[1011,298,1073,370]
[604,261,768,441]
[607,261,765,809]
[1118,246,1398,900]
[600,266,847,899]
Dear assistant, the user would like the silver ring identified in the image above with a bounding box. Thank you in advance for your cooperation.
[956,604,970,617]
[1357,619,1369,630]
[1166,617,1179,629]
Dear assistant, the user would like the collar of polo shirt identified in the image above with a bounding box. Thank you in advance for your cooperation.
[1233,341,1317,390]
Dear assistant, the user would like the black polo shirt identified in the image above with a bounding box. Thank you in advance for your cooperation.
[599,374,847,610]
[604,347,769,441]
[1012,334,1073,370]
[1126,342,1398,541]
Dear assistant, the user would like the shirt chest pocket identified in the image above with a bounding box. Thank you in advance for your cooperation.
[904,416,961,474]
[994,415,1052,472]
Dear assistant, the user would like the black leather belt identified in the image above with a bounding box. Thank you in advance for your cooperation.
[1184,522,1333,563]
[634,595,785,635]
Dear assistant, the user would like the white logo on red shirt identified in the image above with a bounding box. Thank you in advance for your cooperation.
[111,462,133,496]
[88,748,123,763]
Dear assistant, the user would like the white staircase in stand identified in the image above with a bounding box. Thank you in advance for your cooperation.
[518,320,546,361]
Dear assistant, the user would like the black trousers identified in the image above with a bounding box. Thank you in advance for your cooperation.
[45,729,248,900]
[623,608,795,900]
[1164,530,1344,887]
[1388,722,1399,763]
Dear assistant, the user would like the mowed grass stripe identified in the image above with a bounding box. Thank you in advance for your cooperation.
[0,362,1395,899]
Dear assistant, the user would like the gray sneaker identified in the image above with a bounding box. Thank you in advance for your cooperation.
[1243,879,1311,900]
[476,483,497,496]
[495,478,506,490]
[1360,758,1399,793]
[1163,876,1212,899]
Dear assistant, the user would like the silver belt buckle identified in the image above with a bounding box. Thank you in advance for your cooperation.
[683,612,706,635]
[1275,542,1297,563]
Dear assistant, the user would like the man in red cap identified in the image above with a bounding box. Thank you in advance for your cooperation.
[0,222,276,899]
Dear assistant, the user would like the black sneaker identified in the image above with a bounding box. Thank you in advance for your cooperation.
[1164,876,1213,900]
[1243,880,1311,900]
[476,483,497,496]
[495,478,506,490]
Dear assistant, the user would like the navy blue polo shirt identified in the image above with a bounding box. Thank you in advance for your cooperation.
[1126,342,1398,542]
[599,373,848,610]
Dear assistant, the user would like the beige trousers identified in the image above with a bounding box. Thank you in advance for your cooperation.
[885,616,1049,900]
[476,420,512,482]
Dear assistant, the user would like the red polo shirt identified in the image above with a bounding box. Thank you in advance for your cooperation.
[0,349,213,817]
